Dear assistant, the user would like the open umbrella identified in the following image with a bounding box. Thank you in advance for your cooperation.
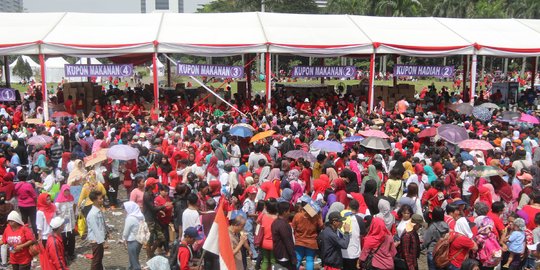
[469,165,507,178]
[418,127,437,138]
[343,135,364,143]
[360,137,391,150]
[478,103,500,110]
[358,130,389,139]
[472,106,492,122]
[231,123,256,131]
[51,111,73,118]
[27,135,54,146]
[106,144,139,160]
[437,124,468,144]
[519,113,540,124]
[448,103,473,115]
[84,148,109,167]
[310,140,344,153]
[499,111,521,122]
[229,126,254,138]
[284,150,316,162]
[458,139,494,151]
[249,130,276,143]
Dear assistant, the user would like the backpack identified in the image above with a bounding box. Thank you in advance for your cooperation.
[433,232,461,268]
[135,220,150,245]
[476,236,502,267]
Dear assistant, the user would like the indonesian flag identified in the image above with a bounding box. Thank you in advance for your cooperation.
[202,198,235,269]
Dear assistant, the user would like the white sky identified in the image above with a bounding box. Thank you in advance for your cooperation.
[24,0,141,13]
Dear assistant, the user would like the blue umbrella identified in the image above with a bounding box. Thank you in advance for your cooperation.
[311,140,344,153]
[229,126,253,138]
[343,135,364,143]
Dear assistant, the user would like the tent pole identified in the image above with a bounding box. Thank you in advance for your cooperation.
[166,55,171,87]
[86,58,91,82]
[245,54,252,101]
[470,54,477,105]
[39,54,49,122]
[462,55,469,103]
[393,55,398,87]
[3,56,10,88]
[321,58,325,84]
[152,52,159,112]
[368,52,376,112]
[265,51,271,110]
[531,56,537,89]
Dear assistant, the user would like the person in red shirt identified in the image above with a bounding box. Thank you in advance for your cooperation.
[155,185,173,253]
[46,216,69,270]
[521,193,540,230]
[64,95,74,115]
[75,93,85,116]
[299,98,311,115]
[449,217,478,269]
[178,227,202,270]
[1,211,35,269]
[421,180,446,218]
[487,201,505,236]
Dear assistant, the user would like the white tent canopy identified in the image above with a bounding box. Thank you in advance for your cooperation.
[0,12,539,57]
[9,55,40,82]
[45,57,69,82]
[150,58,165,77]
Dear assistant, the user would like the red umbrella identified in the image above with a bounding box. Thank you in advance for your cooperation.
[458,139,494,151]
[359,130,389,139]
[418,127,437,138]
[52,111,73,118]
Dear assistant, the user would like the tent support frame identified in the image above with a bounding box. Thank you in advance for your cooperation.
[38,53,49,121]
[368,52,376,112]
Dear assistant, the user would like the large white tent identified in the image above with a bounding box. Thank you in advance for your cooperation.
[0,12,539,57]
[44,57,69,82]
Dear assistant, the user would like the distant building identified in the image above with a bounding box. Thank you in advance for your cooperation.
[314,0,327,8]
[0,0,23,12]
[140,0,210,13]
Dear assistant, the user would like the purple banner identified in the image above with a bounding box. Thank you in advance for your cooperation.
[291,66,356,78]
[393,65,454,78]
[64,64,133,77]
[177,63,244,78]
[0,88,16,101]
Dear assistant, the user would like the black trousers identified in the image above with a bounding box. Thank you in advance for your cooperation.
[204,252,220,270]
[12,264,31,270]
[107,177,120,206]
[91,243,104,270]
[19,206,37,236]
[62,230,76,257]
[343,258,359,270]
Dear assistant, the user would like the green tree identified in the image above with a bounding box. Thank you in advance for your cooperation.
[326,0,368,15]
[266,0,319,14]
[12,58,33,81]
[198,0,319,14]
[376,0,423,16]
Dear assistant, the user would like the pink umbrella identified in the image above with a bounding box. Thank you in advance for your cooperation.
[458,139,494,151]
[359,130,389,139]
[519,113,540,124]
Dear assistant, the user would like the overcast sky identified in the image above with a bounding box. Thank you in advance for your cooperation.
[24,0,141,13]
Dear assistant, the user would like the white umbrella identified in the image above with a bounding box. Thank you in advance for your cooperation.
[106,144,139,160]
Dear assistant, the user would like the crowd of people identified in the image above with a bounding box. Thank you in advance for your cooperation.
[0,77,540,270]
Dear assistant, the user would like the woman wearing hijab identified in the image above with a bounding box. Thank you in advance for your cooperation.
[423,165,437,184]
[67,159,86,204]
[477,185,493,209]
[321,194,337,222]
[340,169,359,193]
[325,167,339,181]
[260,181,278,200]
[312,178,329,202]
[363,179,380,216]
[358,217,396,270]
[402,161,414,180]
[205,156,219,183]
[348,160,363,185]
[78,170,107,210]
[332,178,349,208]
[324,202,345,223]
[1,211,35,270]
[444,161,461,199]
[406,163,428,199]
[55,184,76,261]
[211,140,227,161]
[289,182,303,204]
[123,201,144,270]
[361,165,381,195]
[375,199,395,232]
[36,193,56,246]
[448,217,478,270]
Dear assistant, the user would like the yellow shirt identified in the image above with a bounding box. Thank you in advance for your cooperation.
[78,182,107,207]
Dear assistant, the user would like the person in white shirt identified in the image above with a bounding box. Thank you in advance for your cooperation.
[460,160,475,203]
[181,193,200,240]
[341,200,364,269]
[248,145,267,171]
[229,139,242,167]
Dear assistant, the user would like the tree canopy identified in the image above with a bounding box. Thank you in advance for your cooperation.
[12,58,33,81]
[198,0,539,19]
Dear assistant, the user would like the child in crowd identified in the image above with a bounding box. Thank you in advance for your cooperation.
[505,218,527,268]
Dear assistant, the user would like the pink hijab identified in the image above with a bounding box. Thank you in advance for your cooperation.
[55,184,74,203]
[349,160,362,184]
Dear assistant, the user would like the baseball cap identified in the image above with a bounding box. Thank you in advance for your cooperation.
[328,212,346,222]
[184,227,203,240]
[410,214,424,225]
[518,173,533,181]
[145,177,159,187]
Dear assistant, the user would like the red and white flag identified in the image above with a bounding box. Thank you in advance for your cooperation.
[202,198,235,270]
